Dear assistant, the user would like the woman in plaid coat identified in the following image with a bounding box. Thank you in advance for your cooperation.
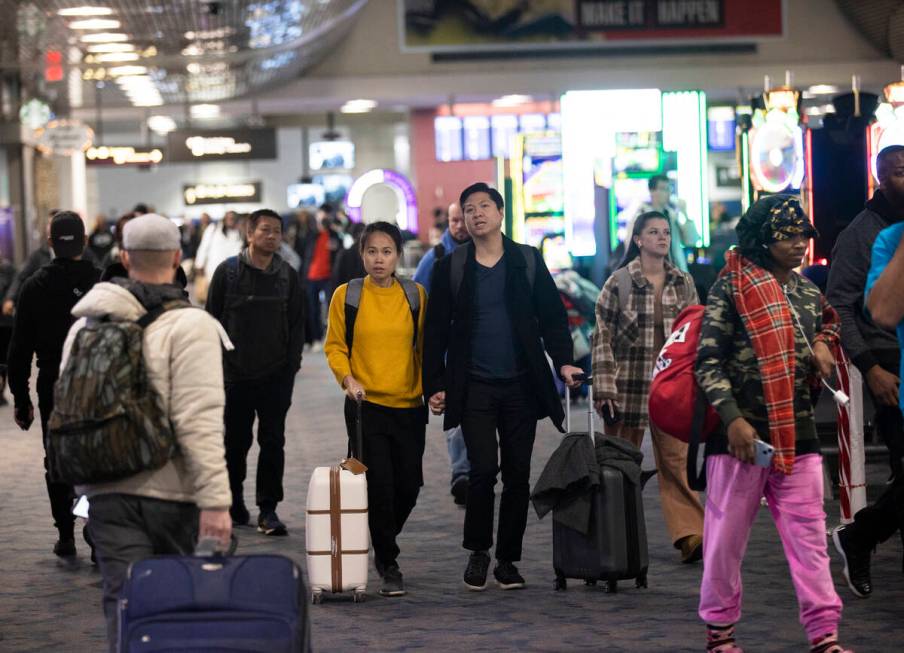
[592,211,704,564]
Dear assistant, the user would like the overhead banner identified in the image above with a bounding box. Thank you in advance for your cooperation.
[184,182,262,206]
[167,128,277,162]
[400,0,783,52]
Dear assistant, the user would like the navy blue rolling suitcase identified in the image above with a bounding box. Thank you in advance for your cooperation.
[118,552,309,652]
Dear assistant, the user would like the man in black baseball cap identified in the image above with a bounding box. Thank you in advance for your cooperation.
[7,210,100,559]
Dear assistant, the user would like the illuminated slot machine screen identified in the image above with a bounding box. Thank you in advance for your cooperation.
[515,132,565,251]
[610,131,662,249]
[747,109,805,197]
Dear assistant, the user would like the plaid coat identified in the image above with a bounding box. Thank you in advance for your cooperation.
[592,258,698,429]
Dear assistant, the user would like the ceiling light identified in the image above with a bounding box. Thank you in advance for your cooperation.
[109,65,148,77]
[190,104,220,119]
[148,115,177,134]
[58,6,114,17]
[87,42,134,53]
[492,94,532,107]
[94,52,139,62]
[68,18,121,30]
[806,84,839,96]
[341,99,377,113]
[80,32,128,43]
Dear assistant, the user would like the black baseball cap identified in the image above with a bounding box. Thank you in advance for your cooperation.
[50,211,86,259]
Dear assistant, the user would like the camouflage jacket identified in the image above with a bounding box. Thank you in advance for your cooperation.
[593,258,698,428]
[695,271,841,450]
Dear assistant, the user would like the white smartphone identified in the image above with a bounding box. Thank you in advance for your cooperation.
[753,439,775,468]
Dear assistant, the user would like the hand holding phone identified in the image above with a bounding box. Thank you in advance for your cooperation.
[753,439,775,468]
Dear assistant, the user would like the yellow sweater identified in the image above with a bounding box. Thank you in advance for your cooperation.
[324,276,426,409]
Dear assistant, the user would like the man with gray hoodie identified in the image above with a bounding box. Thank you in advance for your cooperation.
[60,213,232,649]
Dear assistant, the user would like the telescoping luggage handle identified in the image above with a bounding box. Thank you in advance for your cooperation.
[340,396,368,475]
[564,373,594,444]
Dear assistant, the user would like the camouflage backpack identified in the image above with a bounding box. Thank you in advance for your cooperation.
[47,301,190,485]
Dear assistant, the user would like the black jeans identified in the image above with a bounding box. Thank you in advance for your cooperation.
[460,378,537,562]
[306,279,331,342]
[872,350,904,478]
[87,494,198,652]
[343,398,426,571]
[224,370,295,512]
[39,388,75,540]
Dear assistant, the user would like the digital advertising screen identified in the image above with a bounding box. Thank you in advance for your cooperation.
[309,141,355,171]
[287,183,325,209]
[313,174,353,205]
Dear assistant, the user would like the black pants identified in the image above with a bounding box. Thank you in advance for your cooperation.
[851,474,904,549]
[343,398,426,571]
[224,370,295,511]
[873,350,904,478]
[88,494,198,652]
[306,279,331,342]
[460,378,537,563]
[39,390,75,540]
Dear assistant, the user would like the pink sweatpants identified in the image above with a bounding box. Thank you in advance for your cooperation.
[698,454,843,641]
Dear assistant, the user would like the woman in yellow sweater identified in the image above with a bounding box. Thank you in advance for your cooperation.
[324,221,427,598]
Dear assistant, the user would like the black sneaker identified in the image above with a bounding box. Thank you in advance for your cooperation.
[230,503,250,526]
[379,565,406,597]
[493,561,525,590]
[257,511,288,536]
[451,476,468,506]
[463,551,491,591]
[832,525,872,598]
[53,538,77,558]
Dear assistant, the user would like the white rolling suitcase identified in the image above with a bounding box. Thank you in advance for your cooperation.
[306,400,370,604]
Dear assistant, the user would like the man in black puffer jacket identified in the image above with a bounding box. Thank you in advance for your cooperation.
[7,211,101,559]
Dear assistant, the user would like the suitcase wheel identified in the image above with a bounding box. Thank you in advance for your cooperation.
[353,590,367,603]
[554,575,567,591]
[311,590,323,605]
[584,579,597,587]
[635,572,648,589]
[604,580,618,594]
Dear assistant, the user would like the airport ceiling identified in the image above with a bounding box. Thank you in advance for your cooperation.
[0,0,369,111]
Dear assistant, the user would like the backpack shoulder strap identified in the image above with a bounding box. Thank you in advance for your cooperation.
[686,391,709,491]
[398,278,421,349]
[449,244,469,299]
[224,256,240,294]
[344,279,364,352]
[432,242,446,260]
[136,300,192,329]
[614,266,632,310]
[517,243,536,291]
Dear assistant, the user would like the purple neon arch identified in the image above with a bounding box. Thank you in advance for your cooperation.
[344,168,419,233]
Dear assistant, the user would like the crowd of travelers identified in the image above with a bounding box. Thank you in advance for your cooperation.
[4,146,904,652]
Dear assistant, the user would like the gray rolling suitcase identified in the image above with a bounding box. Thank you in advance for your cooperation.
[552,382,649,593]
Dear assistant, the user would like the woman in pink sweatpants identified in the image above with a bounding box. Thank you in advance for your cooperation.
[694,195,849,653]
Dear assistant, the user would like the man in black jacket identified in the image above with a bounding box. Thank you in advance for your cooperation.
[206,209,304,536]
[423,182,582,591]
[826,145,904,479]
[8,211,101,558]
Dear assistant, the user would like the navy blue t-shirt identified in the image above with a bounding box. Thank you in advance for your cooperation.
[470,255,524,379]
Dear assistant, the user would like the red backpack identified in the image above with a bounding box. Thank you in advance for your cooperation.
[648,305,720,444]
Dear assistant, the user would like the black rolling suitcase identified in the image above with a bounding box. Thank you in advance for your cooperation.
[552,381,649,593]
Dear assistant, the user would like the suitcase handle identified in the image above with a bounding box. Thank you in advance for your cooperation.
[194,534,238,558]
[354,397,364,463]
[564,373,594,443]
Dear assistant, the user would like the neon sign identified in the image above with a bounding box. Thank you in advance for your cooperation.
[345,169,418,233]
